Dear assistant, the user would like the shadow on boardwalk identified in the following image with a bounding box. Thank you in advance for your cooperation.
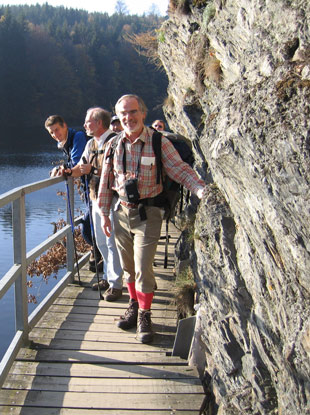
[0,223,205,414]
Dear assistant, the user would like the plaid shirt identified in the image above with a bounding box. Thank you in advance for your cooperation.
[98,126,205,216]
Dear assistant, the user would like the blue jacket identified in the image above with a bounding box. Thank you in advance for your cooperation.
[63,128,87,167]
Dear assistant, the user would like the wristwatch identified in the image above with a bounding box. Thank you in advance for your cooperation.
[91,167,99,175]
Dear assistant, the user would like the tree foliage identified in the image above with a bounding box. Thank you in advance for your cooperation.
[0,5,168,151]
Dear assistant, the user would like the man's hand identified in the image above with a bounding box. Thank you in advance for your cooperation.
[197,186,208,199]
[50,166,65,177]
[101,215,112,237]
[63,167,72,177]
[79,163,92,175]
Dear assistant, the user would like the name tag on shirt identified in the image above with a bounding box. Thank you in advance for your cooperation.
[141,156,155,166]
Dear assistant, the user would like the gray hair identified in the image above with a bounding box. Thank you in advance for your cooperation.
[115,94,148,115]
[86,107,111,129]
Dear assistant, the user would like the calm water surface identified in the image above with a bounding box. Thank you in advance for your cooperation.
[0,152,85,360]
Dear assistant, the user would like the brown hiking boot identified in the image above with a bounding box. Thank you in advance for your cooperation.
[117,299,139,330]
[136,310,153,343]
[92,279,109,291]
[104,287,123,302]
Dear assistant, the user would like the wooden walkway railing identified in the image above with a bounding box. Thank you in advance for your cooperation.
[0,223,205,414]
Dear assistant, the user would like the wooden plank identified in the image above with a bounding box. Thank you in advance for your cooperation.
[28,328,138,341]
[47,304,177,318]
[0,390,205,410]
[25,339,172,352]
[8,361,200,379]
[3,374,202,392]
[38,313,177,326]
[1,407,200,415]
[16,348,186,364]
[50,295,176,307]
[53,297,177,310]
[31,320,177,335]
[57,288,176,303]
[28,329,175,347]
[30,312,177,332]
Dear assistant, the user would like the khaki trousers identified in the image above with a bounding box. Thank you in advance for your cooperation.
[113,204,164,293]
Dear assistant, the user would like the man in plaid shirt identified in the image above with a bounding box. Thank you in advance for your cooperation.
[98,94,207,343]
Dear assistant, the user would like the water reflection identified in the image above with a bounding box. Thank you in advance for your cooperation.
[0,152,62,168]
[0,206,12,235]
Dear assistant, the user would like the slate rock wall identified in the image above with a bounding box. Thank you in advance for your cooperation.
[159,0,310,412]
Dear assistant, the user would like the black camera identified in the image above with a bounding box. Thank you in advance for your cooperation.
[124,178,140,204]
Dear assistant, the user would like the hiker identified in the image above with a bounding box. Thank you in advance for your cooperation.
[45,115,88,176]
[151,119,166,132]
[63,107,123,302]
[110,115,123,133]
[45,114,103,273]
[97,94,207,343]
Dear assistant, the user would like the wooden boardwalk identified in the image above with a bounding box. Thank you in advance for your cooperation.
[0,224,205,414]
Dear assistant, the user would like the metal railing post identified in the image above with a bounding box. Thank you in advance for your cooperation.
[66,177,74,281]
[12,192,28,340]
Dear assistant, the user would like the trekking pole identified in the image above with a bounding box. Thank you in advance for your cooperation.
[64,172,81,285]
[164,218,169,269]
[82,157,104,300]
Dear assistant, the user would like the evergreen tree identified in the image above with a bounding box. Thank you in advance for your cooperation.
[0,5,168,151]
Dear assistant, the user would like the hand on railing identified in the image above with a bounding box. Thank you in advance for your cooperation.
[50,165,66,177]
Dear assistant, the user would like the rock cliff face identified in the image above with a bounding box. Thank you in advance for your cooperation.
[158,0,310,413]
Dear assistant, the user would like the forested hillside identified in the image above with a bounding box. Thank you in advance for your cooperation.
[0,5,168,151]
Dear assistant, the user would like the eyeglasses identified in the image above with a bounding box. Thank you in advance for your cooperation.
[119,109,140,117]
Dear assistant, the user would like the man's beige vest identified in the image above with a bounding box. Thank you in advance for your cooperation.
[88,134,115,200]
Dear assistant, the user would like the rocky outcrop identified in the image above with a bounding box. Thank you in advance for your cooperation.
[159,0,310,413]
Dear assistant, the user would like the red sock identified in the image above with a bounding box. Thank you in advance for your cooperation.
[136,291,154,310]
[127,282,137,301]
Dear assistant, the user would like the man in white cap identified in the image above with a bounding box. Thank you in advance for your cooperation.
[110,115,123,133]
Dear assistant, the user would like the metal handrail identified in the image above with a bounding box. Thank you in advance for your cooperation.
[0,176,90,388]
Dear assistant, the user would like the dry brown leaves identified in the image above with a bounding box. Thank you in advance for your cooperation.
[27,218,91,303]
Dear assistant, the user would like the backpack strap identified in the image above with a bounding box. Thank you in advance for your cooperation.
[106,133,122,189]
[89,132,117,165]
[63,128,76,165]
[88,138,98,165]
[105,132,117,144]
[152,131,163,185]
[107,133,121,160]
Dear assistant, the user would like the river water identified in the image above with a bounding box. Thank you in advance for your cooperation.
[0,151,85,360]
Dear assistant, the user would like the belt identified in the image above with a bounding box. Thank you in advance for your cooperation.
[119,193,167,209]
[120,200,139,209]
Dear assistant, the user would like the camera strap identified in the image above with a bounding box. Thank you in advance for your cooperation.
[122,140,148,221]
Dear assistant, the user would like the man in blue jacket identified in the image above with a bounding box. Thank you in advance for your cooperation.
[45,115,103,273]
[45,115,87,171]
